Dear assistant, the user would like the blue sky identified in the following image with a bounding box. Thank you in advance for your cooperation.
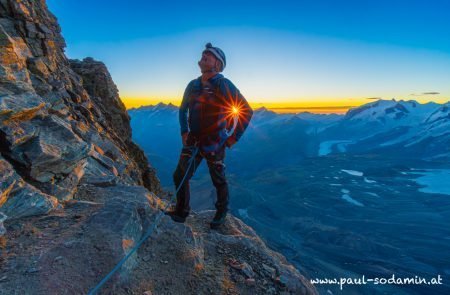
[47,0,450,109]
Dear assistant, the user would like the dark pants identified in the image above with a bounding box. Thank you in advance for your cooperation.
[172,138,229,215]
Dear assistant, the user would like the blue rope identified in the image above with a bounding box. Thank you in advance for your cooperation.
[88,146,199,295]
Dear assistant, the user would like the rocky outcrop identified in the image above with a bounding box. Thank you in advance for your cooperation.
[0,187,317,294]
[69,57,160,193]
[0,0,160,219]
[0,0,317,294]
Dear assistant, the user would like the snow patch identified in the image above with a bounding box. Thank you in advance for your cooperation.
[408,169,450,196]
[341,194,364,207]
[319,140,354,156]
[364,177,376,183]
[341,169,364,176]
[365,192,380,197]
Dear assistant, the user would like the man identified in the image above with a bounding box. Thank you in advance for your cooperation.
[166,42,253,229]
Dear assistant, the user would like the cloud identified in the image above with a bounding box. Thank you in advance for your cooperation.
[365,97,382,100]
[410,92,440,96]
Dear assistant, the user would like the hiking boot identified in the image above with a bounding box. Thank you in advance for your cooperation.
[210,210,228,229]
[164,208,189,223]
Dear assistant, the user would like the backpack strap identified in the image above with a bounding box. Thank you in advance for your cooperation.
[188,77,202,109]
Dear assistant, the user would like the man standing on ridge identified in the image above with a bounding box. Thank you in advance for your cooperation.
[165,42,253,229]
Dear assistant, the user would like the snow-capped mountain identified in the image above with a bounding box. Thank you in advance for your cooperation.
[345,99,439,123]
[322,99,450,159]
[321,99,441,140]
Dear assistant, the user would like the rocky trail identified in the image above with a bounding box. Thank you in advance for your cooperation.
[1,191,315,294]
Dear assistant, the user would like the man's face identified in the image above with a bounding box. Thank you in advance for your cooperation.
[198,51,219,73]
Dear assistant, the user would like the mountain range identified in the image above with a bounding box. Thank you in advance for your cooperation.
[130,98,450,170]
[129,99,450,294]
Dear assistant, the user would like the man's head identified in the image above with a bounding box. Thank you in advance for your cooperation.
[198,42,226,74]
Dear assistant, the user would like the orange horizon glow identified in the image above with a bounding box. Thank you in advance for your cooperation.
[121,96,449,115]
[122,97,362,114]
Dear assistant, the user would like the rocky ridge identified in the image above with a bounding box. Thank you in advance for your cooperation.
[0,0,316,294]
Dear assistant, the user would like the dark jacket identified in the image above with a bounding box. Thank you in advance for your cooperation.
[179,73,253,152]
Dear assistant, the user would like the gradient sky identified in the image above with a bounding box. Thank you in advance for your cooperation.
[47,0,450,112]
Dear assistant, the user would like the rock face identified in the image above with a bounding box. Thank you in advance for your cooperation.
[0,0,160,218]
[69,57,159,193]
[0,0,317,294]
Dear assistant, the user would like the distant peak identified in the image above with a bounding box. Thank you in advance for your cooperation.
[129,102,179,112]
[255,106,269,112]
[153,102,178,110]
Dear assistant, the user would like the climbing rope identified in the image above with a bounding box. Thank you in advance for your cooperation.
[88,146,200,295]
[88,113,239,294]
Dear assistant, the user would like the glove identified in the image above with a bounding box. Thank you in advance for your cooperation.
[225,136,237,148]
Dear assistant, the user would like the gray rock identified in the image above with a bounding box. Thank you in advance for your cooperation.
[0,155,59,219]
[262,263,276,279]
[0,212,7,236]
[241,262,255,278]
[26,267,40,274]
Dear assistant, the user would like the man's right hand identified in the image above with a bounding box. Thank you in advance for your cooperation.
[182,132,189,146]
